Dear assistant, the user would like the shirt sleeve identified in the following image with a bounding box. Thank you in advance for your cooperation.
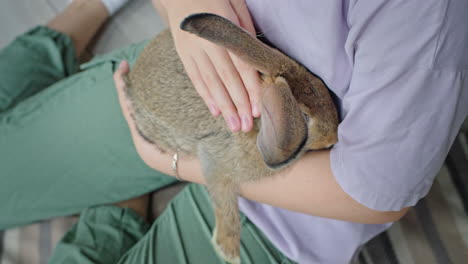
[330,0,468,211]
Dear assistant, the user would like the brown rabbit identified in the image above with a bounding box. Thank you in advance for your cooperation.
[125,13,338,264]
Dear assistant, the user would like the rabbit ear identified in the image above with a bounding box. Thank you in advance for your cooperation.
[257,77,308,169]
[180,13,290,75]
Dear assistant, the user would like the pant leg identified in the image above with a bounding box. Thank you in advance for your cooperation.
[0,26,78,112]
[49,206,149,264]
[119,184,296,264]
[0,27,176,230]
[49,184,296,264]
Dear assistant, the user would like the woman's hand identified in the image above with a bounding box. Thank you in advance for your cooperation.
[113,61,205,184]
[159,0,261,133]
[113,61,169,172]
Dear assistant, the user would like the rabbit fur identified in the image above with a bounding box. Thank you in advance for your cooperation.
[124,13,338,264]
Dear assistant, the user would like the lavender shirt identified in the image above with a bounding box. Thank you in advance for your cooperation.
[238,0,468,263]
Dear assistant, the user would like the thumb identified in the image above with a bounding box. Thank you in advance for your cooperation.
[114,61,130,88]
[113,60,135,125]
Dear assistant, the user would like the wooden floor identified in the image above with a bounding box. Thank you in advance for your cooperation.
[0,0,166,54]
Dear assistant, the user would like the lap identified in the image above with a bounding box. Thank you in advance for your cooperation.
[0,27,174,230]
[122,184,292,264]
[50,184,294,264]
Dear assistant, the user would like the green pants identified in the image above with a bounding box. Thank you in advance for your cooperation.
[0,26,294,263]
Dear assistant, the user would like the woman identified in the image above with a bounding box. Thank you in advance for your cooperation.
[1,0,466,263]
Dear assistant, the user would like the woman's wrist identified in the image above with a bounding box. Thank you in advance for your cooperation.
[146,149,205,184]
[178,155,205,184]
[152,0,169,24]
[157,0,170,9]
[158,0,182,18]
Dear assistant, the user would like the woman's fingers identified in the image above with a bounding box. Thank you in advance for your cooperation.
[113,61,132,123]
[229,0,262,117]
[113,61,141,148]
[229,53,262,118]
[113,61,129,86]
[165,0,260,132]
[182,55,221,116]
[195,50,242,132]
[113,61,143,146]
[206,46,254,132]
[113,61,163,169]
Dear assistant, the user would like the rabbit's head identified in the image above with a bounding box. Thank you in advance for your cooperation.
[181,13,338,169]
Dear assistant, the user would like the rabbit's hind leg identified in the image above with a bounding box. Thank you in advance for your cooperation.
[208,182,241,264]
[198,146,242,264]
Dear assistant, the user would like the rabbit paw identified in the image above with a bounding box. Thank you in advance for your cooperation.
[211,226,241,264]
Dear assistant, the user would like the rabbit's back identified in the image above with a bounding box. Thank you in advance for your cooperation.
[126,30,273,182]
[127,30,235,155]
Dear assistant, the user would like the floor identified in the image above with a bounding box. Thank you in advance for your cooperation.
[0,0,166,54]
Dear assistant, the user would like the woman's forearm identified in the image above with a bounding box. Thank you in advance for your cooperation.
[151,149,408,225]
[237,150,408,224]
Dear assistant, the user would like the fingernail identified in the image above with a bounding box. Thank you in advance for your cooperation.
[242,115,250,131]
[228,116,239,131]
[252,104,260,117]
[119,61,125,69]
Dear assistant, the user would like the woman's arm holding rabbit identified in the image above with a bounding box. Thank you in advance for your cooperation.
[177,149,408,225]
[114,62,408,225]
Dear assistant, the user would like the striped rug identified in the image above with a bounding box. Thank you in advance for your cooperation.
[356,129,468,264]
[0,217,78,264]
[0,128,467,264]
